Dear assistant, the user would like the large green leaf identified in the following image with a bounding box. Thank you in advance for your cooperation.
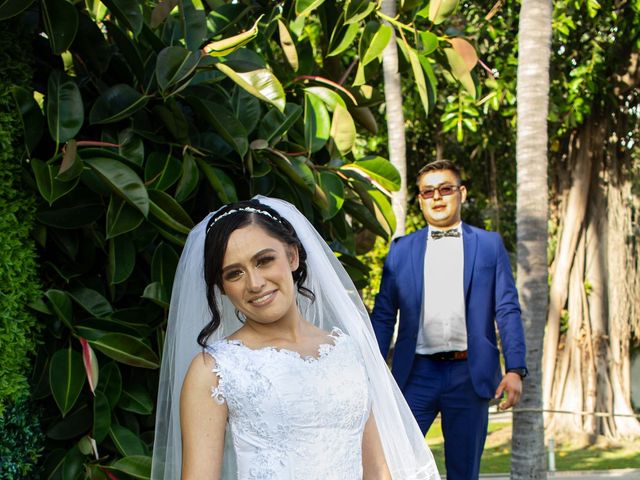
[31,158,80,205]
[195,158,238,203]
[148,189,194,234]
[106,195,144,238]
[419,31,439,55]
[343,198,388,238]
[295,0,327,16]
[304,87,346,110]
[105,21,145,82]
[258,103,303,143]
[36,201,103,229]
[96,362,122,409]
[145,152,181,191]
[47,71,83,144]
[49,348,85,417]
[351,180,396,235]
[341,156,401,192]
[118,383,153,415]
[352,56,379,87]
[367,187,396,233]
[69,287,113,318]
[104,455,151,479]
[418,55,438,112]
[330,104,356,155]
[360,22,393,67]
[0,0,36,20]
[142,281,170,308]
[304,92,331,153]
[93,391,111,443]
[231,87,262,136]
[216,63,286,112]
[45,289,74,329]
[109,235,136,284]
[12,86,43,155]
[151,243,179,292]
[189,98,248,157]
[90,84,150,124]
[428,0,459,25]
[328,21,359,57]
[180,0,206,51]
[109,426,147,456]
[397,38,432,116]
[153,100,190,142]
[89,333,159,369]
[150,0,178,27]
[203,15,262,56]
[42,0,79,54]
[58,140,84,182]
[58,446,85,480]
[344,0,376,24]
[101,0,143,35]
[175,152,200,202]
[444,47,476,98]
[278,19,298,71]
[85,157,149,216]
[315,171,345,220]
[45,405,92,440]
[155,46,200,94]
[270,154,315,192]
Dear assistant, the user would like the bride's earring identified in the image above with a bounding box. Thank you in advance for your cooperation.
[235,309,246,323]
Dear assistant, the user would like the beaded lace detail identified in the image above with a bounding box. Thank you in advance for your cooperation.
[205,328,370,479]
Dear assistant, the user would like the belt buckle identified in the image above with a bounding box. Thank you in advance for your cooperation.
[436,350,467,361]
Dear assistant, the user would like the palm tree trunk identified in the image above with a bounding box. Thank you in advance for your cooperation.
[380,0,407,237]
[511,0,552,477]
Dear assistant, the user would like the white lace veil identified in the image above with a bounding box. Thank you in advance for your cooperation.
[151,195,439,480]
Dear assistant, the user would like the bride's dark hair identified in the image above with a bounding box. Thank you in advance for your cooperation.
[198,200,314,347]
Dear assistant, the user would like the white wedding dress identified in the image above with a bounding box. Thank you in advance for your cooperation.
[205,327,371,479]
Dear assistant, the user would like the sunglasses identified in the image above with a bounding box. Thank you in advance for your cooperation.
[417,184,461,199]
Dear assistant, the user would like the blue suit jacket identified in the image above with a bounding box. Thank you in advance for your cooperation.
[371,223,527,399]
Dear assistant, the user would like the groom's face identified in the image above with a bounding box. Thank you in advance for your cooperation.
[417,169,466,228]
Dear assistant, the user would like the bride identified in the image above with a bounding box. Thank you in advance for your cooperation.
[151,196,439,480]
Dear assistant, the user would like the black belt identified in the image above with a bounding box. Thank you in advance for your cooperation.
[417,350,468,361]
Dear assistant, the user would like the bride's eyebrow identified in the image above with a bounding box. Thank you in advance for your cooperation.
[221,248,278,272]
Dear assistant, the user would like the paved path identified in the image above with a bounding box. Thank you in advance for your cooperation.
[475,469,640,479]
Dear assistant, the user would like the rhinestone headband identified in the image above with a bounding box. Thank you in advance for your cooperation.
[206,207,281,234]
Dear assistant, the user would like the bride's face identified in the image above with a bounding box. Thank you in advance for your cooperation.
[221,224,300,325]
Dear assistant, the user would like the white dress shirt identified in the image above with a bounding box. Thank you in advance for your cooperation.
[415,226,467,354]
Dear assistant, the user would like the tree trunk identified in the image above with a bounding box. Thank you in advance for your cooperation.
[544,114,640,440]
[380,0,407,237]
[543,127,593,406]
[487,150,500,233]
[511,0,552,477]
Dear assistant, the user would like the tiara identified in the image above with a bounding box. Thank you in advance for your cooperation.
[206,206,281,234]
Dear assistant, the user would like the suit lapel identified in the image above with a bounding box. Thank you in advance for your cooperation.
[462,222,477,299]
[410,228,429,310]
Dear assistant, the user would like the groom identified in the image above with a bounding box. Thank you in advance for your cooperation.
[371,160,527,480]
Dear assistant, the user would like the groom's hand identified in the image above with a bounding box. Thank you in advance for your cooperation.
[494,372,522,411]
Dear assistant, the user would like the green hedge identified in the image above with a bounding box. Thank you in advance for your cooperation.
[0,397,43,479]
[0,22,43,478]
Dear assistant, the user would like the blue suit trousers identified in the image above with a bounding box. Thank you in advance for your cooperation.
[403,356,489,480]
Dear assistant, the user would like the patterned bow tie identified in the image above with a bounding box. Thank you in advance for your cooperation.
[430,229,461,240]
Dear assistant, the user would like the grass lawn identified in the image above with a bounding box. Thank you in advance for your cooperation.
[425,418,640,474]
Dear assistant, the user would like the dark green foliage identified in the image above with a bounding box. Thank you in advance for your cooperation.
[0,20,43,479]
[0,398,44,479]
[0,20,40,410]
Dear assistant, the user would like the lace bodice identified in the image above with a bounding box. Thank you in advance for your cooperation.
[205,328,371,479]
